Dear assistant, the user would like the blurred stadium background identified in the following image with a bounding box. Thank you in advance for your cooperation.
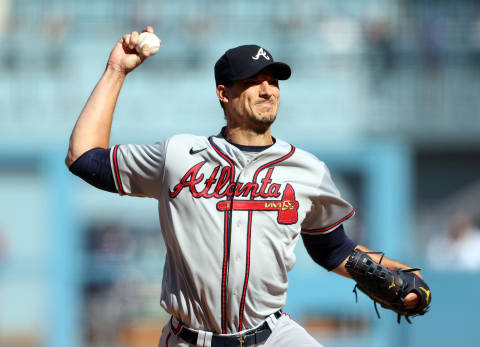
[1,0,480,346]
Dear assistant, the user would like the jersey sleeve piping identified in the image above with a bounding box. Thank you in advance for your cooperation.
[301,209,356,235]
[111,144,126,195]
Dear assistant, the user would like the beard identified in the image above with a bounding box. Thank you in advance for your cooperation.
[247,111,277,134]
[246,101,278,133]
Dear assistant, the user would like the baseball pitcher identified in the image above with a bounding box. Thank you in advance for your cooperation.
[66,27,430,347]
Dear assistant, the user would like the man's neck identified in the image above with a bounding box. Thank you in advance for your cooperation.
[224,126,274,146]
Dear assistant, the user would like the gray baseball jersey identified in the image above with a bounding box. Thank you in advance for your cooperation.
[110,130,354,334]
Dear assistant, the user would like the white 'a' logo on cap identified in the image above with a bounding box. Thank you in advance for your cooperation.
[252,48,270,61]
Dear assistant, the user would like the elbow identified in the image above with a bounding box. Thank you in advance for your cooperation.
[65,136,78,168]
[65,145,108,169]
[65,145,79,168]
[65,142,93,168]
[65,151,73,168]
[65,150,74,168]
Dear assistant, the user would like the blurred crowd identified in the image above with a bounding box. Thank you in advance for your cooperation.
[427,213,480,271]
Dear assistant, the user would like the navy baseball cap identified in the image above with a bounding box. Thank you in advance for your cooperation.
[214,45,291,86]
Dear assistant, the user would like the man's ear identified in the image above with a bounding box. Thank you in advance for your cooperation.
[216,85,229,104]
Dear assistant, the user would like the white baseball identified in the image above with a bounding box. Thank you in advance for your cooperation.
[136,32,161,56]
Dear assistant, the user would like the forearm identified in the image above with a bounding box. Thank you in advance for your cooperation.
[333,244,419,278]
[66,65,126,167]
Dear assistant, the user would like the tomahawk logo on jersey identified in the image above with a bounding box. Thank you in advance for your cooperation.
[169,164,299,224]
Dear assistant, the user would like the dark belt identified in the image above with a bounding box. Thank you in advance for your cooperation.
[173,311,282,347]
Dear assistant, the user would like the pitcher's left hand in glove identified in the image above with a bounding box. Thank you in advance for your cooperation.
[345,248,431,323]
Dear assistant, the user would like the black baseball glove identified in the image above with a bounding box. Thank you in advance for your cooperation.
[345,248,431,323]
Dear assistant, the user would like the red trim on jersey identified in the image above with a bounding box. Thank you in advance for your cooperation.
[301,209,356,234]
[171,320,182,334]
[252,146,296,183]
[112,145,125,195]
[165,332,171,347]
[209,138,236,334]
[209,141,236,181]
[238,145,296,330]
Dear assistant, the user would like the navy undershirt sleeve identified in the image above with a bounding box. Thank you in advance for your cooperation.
[69,148,117,193]
[301,225,357,271]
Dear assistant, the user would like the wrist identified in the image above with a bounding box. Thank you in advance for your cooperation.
[105,62,128,79]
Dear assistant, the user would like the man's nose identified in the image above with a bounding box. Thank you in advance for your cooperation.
[259,81,273,98]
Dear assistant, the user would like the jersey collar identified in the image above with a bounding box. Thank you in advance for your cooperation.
[209,127,293,167]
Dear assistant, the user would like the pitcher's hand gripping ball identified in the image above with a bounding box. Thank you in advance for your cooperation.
[345,249,431,323]
[136,32,161,56]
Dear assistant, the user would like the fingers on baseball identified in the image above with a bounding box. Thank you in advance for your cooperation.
[141,44,151,58]
[122,34,133,52]
[129,31,139,50]
[122,34,129,46]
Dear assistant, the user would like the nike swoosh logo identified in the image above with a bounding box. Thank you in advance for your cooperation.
[189,147,207,155]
